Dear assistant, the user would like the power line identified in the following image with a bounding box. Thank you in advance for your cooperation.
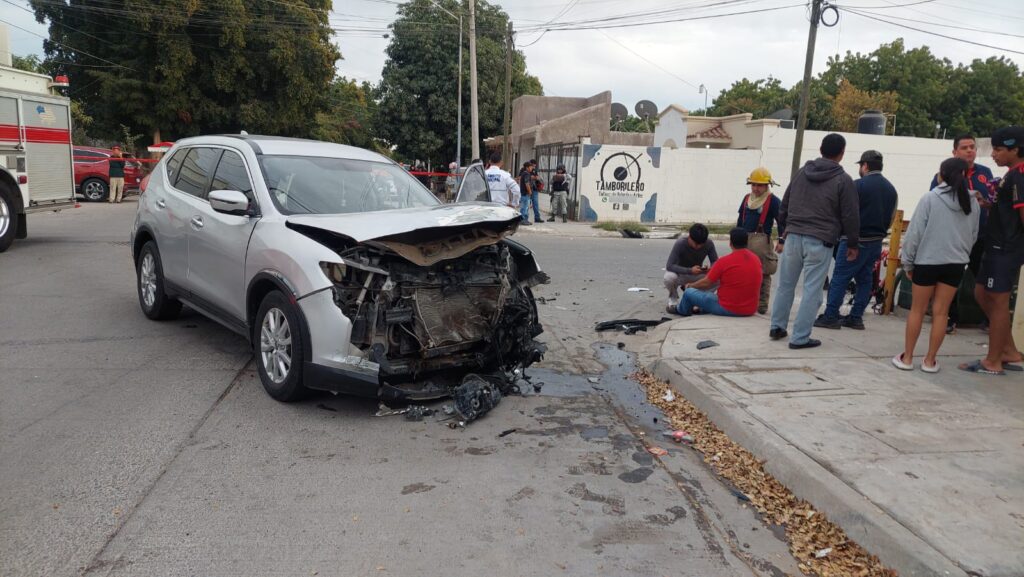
[0,16,136,71]
[841,7,1024,55]
[847,7,1024,39]
[596,29,700,89]
[520,2,805,32]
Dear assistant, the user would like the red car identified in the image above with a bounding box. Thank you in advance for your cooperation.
[73,146,144,202]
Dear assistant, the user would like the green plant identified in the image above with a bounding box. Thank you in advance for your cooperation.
[591,221,651,233]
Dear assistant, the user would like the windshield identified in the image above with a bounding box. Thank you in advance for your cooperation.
[258,155,440,215]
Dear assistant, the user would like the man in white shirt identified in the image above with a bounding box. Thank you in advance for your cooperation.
[485,151,520,208]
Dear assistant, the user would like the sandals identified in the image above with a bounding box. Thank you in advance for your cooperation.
[1003,363,1023,372]
[958,360,1005,376]
[921,361,940,374]
[891,354,914,371]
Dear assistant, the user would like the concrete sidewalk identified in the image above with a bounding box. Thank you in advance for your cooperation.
[652,312,1023,577]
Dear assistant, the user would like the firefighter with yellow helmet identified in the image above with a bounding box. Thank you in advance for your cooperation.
[737,167,782,314]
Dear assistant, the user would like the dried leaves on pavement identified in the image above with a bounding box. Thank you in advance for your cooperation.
[633,369,898,577]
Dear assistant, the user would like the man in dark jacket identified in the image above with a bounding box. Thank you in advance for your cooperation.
[815,150,898,330]
[769,133,860,349]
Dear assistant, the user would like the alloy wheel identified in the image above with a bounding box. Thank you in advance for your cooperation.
[0,194,9,238]
[260,308,292,384]
[139,253,157,309]
[83,181,105,201]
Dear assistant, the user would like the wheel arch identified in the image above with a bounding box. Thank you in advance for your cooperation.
[0,169,24,214]
[132,225,156,266]
[247,271,312,360]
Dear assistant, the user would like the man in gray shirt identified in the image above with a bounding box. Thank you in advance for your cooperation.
[664,223,718,309]
[769,134,860,349]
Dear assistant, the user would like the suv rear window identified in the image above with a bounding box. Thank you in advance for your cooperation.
[174,147,221,199]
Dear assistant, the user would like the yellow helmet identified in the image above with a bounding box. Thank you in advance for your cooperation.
[746,167,776,186]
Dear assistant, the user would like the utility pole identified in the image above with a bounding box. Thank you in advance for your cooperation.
[456,14,463,169]
[791,0,822,180]
[502,21,513,164]
[468,0,480,161]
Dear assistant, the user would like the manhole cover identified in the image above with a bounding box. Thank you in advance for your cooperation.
[722,370,843,394]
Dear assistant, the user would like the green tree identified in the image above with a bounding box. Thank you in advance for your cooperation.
[30,0,340,143]
[815,40,950,136]
[11,53,48,74]
[612,115,655,133]
[706,77,792,119]
[830,79,898,133]
[938,57,1024,138]
[376,0,542,164]
[312,77,381,151]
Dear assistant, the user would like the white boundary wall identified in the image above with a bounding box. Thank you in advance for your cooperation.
[577,130,997,224]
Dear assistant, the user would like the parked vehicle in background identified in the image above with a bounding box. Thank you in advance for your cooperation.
[130,134,547,411]
[0,63,76,252]
[74,145,144,202]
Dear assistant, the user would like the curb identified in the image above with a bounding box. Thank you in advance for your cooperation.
[653,358,967,577]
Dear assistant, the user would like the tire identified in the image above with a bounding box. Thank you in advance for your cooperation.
[254,291,307,402]
[136,241,182,320]
[81,178,109,202]
[0,185,18,253]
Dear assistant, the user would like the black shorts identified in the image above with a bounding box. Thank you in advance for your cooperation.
[977,248,1024,293]
[912,264,966,287]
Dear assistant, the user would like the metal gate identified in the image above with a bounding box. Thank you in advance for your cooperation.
[534,142,581,220]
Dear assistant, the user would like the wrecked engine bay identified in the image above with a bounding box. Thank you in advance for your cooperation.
[311,221,548,424]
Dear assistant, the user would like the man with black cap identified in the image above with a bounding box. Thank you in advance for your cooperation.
[815,150,898,330]
[961,126,1024,375]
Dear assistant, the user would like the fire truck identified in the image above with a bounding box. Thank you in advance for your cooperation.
[0,63,76,252]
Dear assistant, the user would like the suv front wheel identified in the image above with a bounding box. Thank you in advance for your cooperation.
[254,291,307,402]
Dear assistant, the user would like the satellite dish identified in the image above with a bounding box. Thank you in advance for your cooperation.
[635,100,658,119]
[610,102,628,121]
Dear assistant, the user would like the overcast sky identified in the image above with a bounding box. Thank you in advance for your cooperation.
[3,0,1022,115]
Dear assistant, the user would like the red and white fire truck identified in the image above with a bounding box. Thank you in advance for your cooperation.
[0,64,76,252]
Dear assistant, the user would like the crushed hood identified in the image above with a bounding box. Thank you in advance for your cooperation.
[286,202,520,243]
[287,202,523,266]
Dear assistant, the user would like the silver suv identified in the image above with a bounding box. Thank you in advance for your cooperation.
[131,135,546,403]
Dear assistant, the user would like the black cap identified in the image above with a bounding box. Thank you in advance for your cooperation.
[857,150,883,164]
[991,126,1024,149]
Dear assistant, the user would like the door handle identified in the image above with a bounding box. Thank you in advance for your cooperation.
[156,198,166,209]
[190,216,204,229]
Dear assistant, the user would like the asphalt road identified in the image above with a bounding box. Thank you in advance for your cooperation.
[0,203,797,577]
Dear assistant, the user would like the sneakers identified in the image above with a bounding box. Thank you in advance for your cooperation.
[757,305,768,315]
[666,305,679,315]
[813,314,842,330]
[789,339,822,350]
[546,217,555,222]
[520,220,532,226]
[841,316,865,330]
[945,320,956,335]
[769,327,788,341]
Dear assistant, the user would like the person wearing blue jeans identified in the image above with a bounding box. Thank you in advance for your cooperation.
[815,150,898,330]
[677,287,739,317]
[770,134,860,349]
[517,160,535,225]
[770,233,835,345]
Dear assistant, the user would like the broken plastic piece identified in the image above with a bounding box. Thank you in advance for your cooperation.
[587,377,599,384]
[647,446,669,457]
[498,428,518,437]
[815,547,832,558]
[404,405,434,421]
[662,430,693,443]
[662,390,676,402]
[696,340,719,350]
[594,318,669,333]
[374,403,409,417]
[730,489,751,502]
[626,287,651,292]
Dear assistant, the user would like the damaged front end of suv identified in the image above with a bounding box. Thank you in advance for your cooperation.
[288,204,547,418]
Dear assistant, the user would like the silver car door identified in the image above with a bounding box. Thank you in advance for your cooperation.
[149,147,193,287]
[186,148,258,322]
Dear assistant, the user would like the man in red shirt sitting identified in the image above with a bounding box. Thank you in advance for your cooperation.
[669,228,763,317]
